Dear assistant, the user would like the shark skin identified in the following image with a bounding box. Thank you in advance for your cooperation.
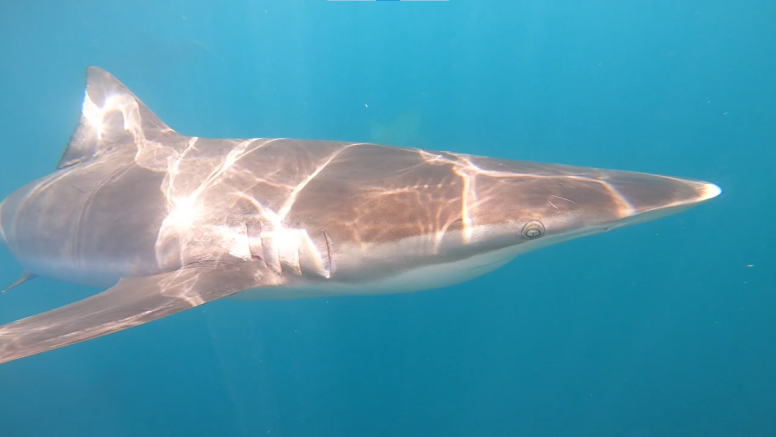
[0,67,721,364]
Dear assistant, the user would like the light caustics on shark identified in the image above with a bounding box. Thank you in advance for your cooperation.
[0,67,721,365]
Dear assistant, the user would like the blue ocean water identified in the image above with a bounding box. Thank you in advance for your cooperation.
[0,0,773,435]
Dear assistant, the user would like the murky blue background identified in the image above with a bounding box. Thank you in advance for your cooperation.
[0,0,773,435]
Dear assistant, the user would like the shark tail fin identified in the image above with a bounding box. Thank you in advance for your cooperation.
[58,67,181,169]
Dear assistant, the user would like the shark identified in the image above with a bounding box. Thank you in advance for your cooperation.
[0,67,721,365]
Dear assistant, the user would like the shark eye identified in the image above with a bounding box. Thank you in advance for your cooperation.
[522,221,545,239]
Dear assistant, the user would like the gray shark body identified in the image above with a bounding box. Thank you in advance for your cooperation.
[0,67,721,364]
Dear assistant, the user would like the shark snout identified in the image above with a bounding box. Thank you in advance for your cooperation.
[613,172,720,213]
[602,172,722,228]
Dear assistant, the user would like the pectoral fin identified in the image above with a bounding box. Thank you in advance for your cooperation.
[0,261,262,364]
[1,272,37,293]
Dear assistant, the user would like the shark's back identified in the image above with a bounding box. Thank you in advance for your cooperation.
[0,67,477,288]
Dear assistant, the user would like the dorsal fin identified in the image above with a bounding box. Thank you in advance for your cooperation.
[58,67,179,169]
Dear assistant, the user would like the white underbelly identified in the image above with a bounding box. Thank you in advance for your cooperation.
[230,245,522,301]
